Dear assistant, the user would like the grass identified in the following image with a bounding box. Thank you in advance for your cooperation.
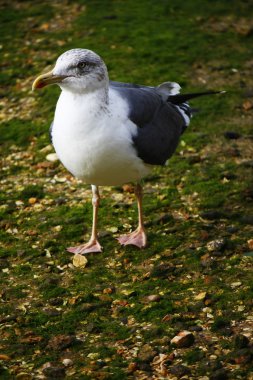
[0,0,253,379]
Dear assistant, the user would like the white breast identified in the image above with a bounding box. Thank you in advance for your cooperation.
[51,88,150,186]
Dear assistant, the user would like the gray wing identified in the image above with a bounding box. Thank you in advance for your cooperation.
[110,82,188,166]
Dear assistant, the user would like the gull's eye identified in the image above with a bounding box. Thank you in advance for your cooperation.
[77,62,87,69]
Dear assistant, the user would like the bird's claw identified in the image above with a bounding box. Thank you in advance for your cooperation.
[117,228,147,249]
[67,239,102,254]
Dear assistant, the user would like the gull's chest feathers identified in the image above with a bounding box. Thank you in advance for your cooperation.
[52,89,150,186]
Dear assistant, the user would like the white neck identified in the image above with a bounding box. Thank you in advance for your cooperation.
[61,85,109,114]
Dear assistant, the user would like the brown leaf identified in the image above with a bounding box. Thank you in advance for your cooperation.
[20,336,43,344]
[122,184,134,193]
[247,239,253,250]
[28,197,37,205]
[0,354,11,360]
[243,100,253,111]
[47,335,76,350]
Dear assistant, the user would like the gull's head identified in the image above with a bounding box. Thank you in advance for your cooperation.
[32,48,108,93]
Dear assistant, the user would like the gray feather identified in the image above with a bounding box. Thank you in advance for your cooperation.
[110,82,186,165]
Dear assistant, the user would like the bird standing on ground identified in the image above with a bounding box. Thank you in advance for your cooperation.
[33,48,223,255]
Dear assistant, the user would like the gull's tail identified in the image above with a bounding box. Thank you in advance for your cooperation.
[167,90,226,105]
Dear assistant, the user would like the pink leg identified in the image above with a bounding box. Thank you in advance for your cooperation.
[117,183,147,249]
[67,185,102,254]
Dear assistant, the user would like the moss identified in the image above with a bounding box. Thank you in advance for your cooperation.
[0,120,45,147]
[211,317,231,332]
[20,184,45,201]
[1,0,253,378]
[184,348,205,364]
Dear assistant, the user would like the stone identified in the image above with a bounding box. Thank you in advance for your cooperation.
[171,330,195,348]
[46,153,59,162]
[206,239,226,252]
[62,358,73,367]
[144,294,161,302]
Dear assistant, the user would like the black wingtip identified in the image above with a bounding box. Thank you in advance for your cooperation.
[168,90,226,105]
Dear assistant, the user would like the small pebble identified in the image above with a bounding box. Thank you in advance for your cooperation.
[171,330,195,348]
[206,239,226,252]
[145,294,161,302]
[46,153,59,162]
[62,358,73,367]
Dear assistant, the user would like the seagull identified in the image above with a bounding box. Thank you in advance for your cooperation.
[32,48,223,255]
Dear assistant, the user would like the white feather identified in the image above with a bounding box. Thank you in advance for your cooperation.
[52,87,150,186]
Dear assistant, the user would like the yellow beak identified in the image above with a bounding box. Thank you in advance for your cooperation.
[32,70,67,91]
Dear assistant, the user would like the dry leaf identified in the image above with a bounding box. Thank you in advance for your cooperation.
[243,100,253,111]
[0,354,11,360]
[28,197,37,204]
[20,336,43,344]
[194,291,207,301]
[73,254,88,268]
[247,239,253,250]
